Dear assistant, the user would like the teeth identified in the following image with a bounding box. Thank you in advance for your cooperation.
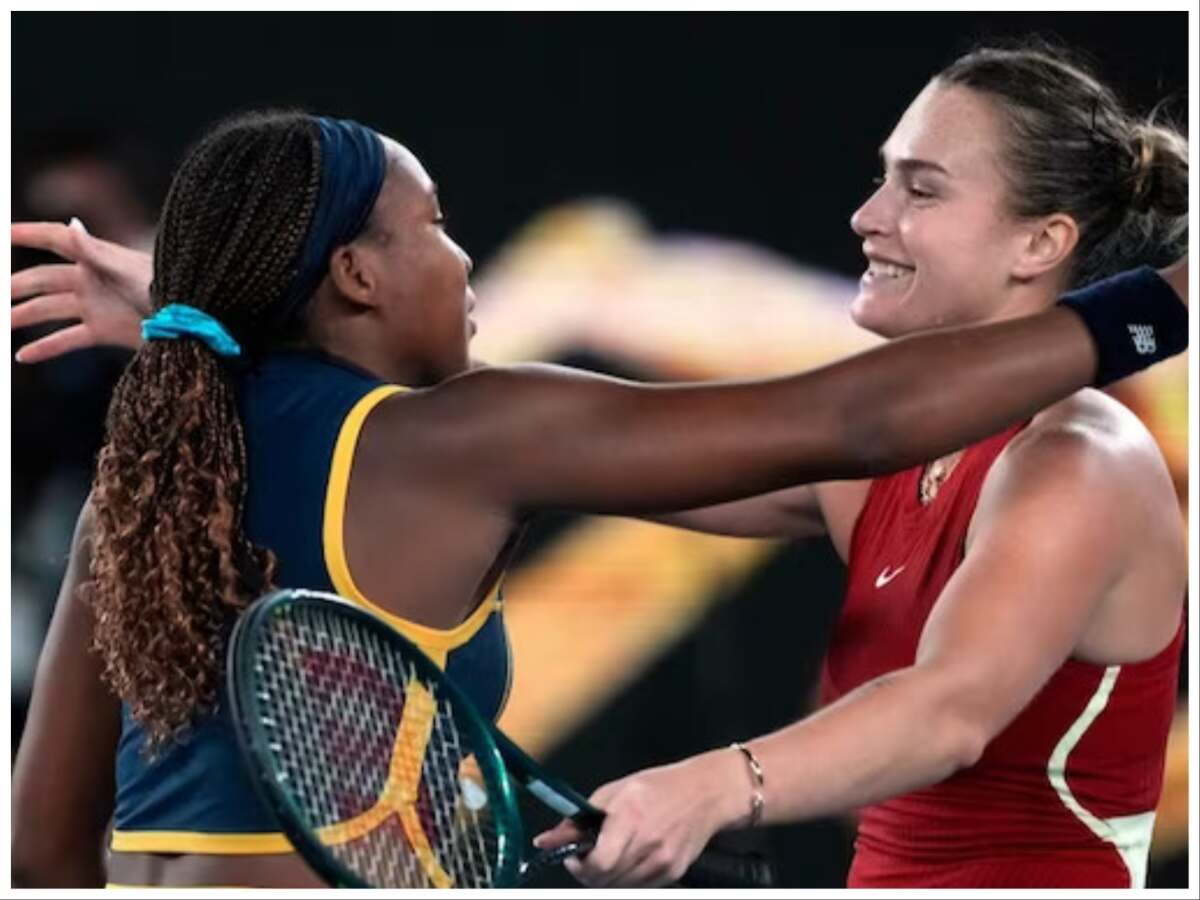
[868,262,912,280]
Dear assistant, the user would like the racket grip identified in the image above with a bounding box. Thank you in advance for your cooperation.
[679,847,777,888]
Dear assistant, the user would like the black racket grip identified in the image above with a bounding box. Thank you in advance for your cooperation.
[679,847,776,888]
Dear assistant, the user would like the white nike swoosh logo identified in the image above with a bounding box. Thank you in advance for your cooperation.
[875,565,906,588]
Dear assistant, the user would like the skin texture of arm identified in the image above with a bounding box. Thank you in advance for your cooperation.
[11,500,122,888]
[646,484,826,539]
[535,393,1182,887]
[644,478,872,558]
[392,307,1101,519]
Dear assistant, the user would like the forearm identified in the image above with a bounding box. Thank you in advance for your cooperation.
[509,309,1098,512]
[641,484,825,539]
[797,307,1097,480]
[702,666,983,830]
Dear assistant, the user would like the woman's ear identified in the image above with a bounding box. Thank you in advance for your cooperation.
[327,244,379,310]
[1011,213,1079,281]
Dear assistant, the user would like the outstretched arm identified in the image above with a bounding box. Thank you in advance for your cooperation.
[401,264,1185,518]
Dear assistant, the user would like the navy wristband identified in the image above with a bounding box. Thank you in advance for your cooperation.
[1058,266,1188,387]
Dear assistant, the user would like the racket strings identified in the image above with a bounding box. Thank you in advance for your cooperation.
[250,603,502,887]
[423,691,497,886]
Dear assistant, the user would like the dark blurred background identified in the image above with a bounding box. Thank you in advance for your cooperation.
[10,11,1189,888]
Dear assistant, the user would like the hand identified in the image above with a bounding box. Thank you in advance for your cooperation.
[11,219,153,363]
[1158,255,1188,307]
[533,749,747,887]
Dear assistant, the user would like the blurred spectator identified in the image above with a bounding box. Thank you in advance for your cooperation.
[11,129,166,739]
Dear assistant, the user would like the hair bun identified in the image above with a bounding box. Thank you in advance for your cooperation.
[1128,129,1159,214]
[1128,123,1188,216]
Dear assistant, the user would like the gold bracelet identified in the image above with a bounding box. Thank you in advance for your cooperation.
[730,741,765,828]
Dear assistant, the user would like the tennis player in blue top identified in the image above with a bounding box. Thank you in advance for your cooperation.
[10,109,1188,887]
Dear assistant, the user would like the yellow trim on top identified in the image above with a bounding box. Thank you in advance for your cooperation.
[322,384,502,658]
[110,830,293,855]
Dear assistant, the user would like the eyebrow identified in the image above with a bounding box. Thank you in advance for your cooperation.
[879,151,951,178]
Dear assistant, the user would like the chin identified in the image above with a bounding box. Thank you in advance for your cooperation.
[850,291,910,339]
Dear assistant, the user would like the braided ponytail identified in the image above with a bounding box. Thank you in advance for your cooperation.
[83,111,322,750]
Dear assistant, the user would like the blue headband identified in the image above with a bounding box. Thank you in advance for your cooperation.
[269,116,388,329]
[142,304,242,357]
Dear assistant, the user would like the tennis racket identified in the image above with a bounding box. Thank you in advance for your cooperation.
[227,588,775,888]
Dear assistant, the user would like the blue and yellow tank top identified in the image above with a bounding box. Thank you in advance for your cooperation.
[111,350,512,855]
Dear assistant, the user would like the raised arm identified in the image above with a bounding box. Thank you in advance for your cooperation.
[398,266,1185,518]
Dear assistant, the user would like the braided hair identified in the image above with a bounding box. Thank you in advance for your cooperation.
[937,41,1188,289]
[83,110,323,751]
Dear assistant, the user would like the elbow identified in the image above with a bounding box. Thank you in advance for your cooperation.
[946,720,989,772]
[904,662,997,775]
[930,708,990,776]
[908,669,992,776]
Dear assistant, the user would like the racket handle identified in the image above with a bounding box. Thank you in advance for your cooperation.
[525,839,775,888]
[679,847,777,888]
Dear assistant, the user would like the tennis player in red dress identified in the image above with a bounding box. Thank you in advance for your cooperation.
[538,44,1188,888]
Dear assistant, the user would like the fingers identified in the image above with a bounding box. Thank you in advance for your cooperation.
[564,815,635,887]
[11,292,81,330]
[14,324,94,364]
[532,818,587,851]
[12,264,78,302]
[11,222,83,261]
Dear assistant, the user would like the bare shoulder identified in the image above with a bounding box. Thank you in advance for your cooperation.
[969,388,1179,555]
[972,390,1184,661]
[991,388,1172,499]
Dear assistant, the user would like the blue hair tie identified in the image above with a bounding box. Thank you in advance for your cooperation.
[141,304,243,357]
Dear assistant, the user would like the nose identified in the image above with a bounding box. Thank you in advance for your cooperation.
[457,242,474,276]
[850,181,893,239]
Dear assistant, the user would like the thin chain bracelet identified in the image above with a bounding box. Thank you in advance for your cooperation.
[729,741,765,828]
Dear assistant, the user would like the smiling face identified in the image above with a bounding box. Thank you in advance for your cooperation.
[352,139,475,384]
[849,82,1040,338]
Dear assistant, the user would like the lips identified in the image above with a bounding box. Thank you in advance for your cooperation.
[860,251,915,286]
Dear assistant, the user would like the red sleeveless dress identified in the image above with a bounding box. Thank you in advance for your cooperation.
[821,423,1183,887]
